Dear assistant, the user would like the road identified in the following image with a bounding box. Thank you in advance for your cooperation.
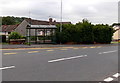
[1,45,119,82]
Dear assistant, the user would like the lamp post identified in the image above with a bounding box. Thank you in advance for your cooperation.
[118,1,120,41]
[60,0,62,33]
[28,11,31,46]
[60,0,63,44]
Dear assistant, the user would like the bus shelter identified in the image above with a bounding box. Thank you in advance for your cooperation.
[26,25,57,44]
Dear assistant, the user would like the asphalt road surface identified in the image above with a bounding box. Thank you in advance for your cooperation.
[1,45,119,82]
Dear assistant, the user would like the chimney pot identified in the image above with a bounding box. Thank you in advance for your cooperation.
[49,18,53,22]
[54,20,56,22]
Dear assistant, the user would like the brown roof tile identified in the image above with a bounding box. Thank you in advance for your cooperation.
[25,18,71,25]
[1,18,71,32]
[1,24,19,32]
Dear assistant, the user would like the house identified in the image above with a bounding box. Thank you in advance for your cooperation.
[112,25,120,41]
[0,24,19,41]
[1,24,19,35]
[1,18,71,36]
[1,18,71,43]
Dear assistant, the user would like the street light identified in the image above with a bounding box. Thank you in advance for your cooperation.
[118,1,120,23]
[60,0,63,44]
[28,11,31,46]
[60,0,63,33]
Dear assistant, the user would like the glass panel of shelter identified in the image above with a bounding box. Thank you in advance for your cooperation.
[28,29,55,44]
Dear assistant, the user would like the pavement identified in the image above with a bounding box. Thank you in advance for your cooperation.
[1,44,119,82]
[1,43,119,49]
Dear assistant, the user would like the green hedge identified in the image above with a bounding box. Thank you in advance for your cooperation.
[93,24,113,44]
[9,32,22,39]
[75,20,94,44]
[55,20,114,44]
[30,36,53,41]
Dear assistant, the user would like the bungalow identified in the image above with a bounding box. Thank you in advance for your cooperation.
[1,18,71,36]
[112,25,120,41]
[1,18,71,43]
[0,24,19,42]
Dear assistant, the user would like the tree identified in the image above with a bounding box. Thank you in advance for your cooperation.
[2,16,15,25]
[2,16,27,25]
[112,23,120,27]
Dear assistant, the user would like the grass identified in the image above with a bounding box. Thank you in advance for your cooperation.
[0,42,9,45]
[111,41,120,44]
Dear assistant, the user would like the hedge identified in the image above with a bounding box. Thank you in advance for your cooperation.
[9,32,22,39]
[93,24,113,44]
[55,20,114,44]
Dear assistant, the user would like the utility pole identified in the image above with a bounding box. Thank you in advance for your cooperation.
[28,11,31,46]
[60,0,63,44]
[118,1,120,23]
[60,0,62,32]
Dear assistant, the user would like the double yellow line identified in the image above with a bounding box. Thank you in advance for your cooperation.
[3,46,102,55]
[4,53,17,55]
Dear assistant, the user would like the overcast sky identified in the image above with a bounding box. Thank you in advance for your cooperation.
[0,0,119,24]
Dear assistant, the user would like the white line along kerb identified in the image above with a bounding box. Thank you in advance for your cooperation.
[48,55,87,63]
[0,66,15,70]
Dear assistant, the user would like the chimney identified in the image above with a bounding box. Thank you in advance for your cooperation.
[49,18,53,22]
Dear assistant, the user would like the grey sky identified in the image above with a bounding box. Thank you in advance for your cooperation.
[0,0,119,24]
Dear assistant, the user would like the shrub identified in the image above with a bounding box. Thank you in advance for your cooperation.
[9,32,22,39]
[30,36,36,41]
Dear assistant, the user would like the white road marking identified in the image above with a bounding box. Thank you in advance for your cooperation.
[104,77,114,82]
[113,73,120,78]
[99,50,117,54]
[0,66,15,70]
[48,55,87,63]
[28,51,39,53]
